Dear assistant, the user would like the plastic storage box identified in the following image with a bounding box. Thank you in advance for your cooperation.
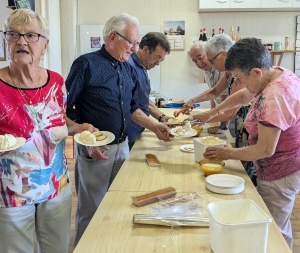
[193,136,226,162]
[207,199,272,253]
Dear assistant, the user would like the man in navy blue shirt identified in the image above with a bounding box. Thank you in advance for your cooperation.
[127,32,172,149]
[65,13,173,246]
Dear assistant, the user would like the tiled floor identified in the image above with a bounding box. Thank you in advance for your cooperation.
[37,137,300,253]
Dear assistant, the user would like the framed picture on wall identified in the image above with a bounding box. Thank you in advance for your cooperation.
[14,0,31,9]
[0,31,6,61]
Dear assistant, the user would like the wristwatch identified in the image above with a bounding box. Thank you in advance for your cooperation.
[219,122,229,130]
[158,114,166,122]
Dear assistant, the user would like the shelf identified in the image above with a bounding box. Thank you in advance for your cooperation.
[269,50,300,66]
[7,6,16,10]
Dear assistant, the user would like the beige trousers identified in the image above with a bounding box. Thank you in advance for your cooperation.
[257,170,300,250]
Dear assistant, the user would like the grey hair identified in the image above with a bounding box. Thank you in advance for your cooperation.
[225,38,272,75]
[4,9,49,39]
[103,13,139,43]
[190,40,206,51]
[204,34,234,55]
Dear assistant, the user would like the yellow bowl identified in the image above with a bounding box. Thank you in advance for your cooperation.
[199,159,225,176]
[192,125,203,137]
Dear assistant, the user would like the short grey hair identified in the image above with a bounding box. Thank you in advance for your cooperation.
[103,13,139,43]
[190,40,206,51]
[4,9,49,39]
[204,34,234,55]
[225,38,272,75]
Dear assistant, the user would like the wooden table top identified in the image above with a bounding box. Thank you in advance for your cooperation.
[74,191,291,253]
[109,129,253,193]
[74,108,291,253]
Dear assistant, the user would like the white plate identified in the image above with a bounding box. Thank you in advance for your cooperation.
[0,137,26,152]
[74,131,115,146]
[206,182,244,195]
[170,127,197,137]
[180,144,194,153]
[205,174,245,189]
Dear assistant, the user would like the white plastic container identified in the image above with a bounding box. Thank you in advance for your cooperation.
[207,199,272,253]
[193,136,226,162]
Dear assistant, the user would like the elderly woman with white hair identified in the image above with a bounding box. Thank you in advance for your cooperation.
[0,9,73,253]
[202,37,300,250]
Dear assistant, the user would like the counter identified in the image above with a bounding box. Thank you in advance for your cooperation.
[73,108,291,253]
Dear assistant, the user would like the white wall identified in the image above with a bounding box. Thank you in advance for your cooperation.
[0,4,12,68]
[2,1,298,106]
[200,11,297,70]
[59,0,299,106]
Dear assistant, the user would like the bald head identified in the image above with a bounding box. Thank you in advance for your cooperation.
[189,41,212,72]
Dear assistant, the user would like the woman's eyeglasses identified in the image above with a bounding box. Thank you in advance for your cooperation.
[4,31,46,43]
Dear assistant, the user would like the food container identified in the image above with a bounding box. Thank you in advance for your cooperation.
[199,159,224,176]
[266,43,273,50]
[207,199,272,253]
[274,42,281,51]
[193,136,226,162]
[191,125,203,137]
[205,174,245,194]
[145,154,161,167]
[285,36,291,50]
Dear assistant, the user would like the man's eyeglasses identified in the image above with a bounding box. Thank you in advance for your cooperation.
[3,31,46,43]
[115,31,139,47]
[152,53,165,62]
[208,51,222,64]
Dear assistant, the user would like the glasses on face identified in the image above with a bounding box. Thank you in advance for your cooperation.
[208,51,222,64]
[152,53,165,62]
[4,31,46,43]
[115,31,139,48]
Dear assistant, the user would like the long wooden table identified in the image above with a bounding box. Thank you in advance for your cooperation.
[73,108,291,253]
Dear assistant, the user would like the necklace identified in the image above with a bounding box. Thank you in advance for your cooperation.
[9,68,41,104]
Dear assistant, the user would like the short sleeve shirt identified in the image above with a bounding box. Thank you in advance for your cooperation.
[244,67,300,181]
[204,67,227,105]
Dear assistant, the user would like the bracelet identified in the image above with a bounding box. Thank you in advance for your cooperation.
[215,107,220,115]
[158,114,166,122]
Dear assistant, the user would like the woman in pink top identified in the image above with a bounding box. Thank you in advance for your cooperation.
[199,38,300,249]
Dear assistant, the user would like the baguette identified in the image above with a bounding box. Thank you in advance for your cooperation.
[132,187,176,207]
